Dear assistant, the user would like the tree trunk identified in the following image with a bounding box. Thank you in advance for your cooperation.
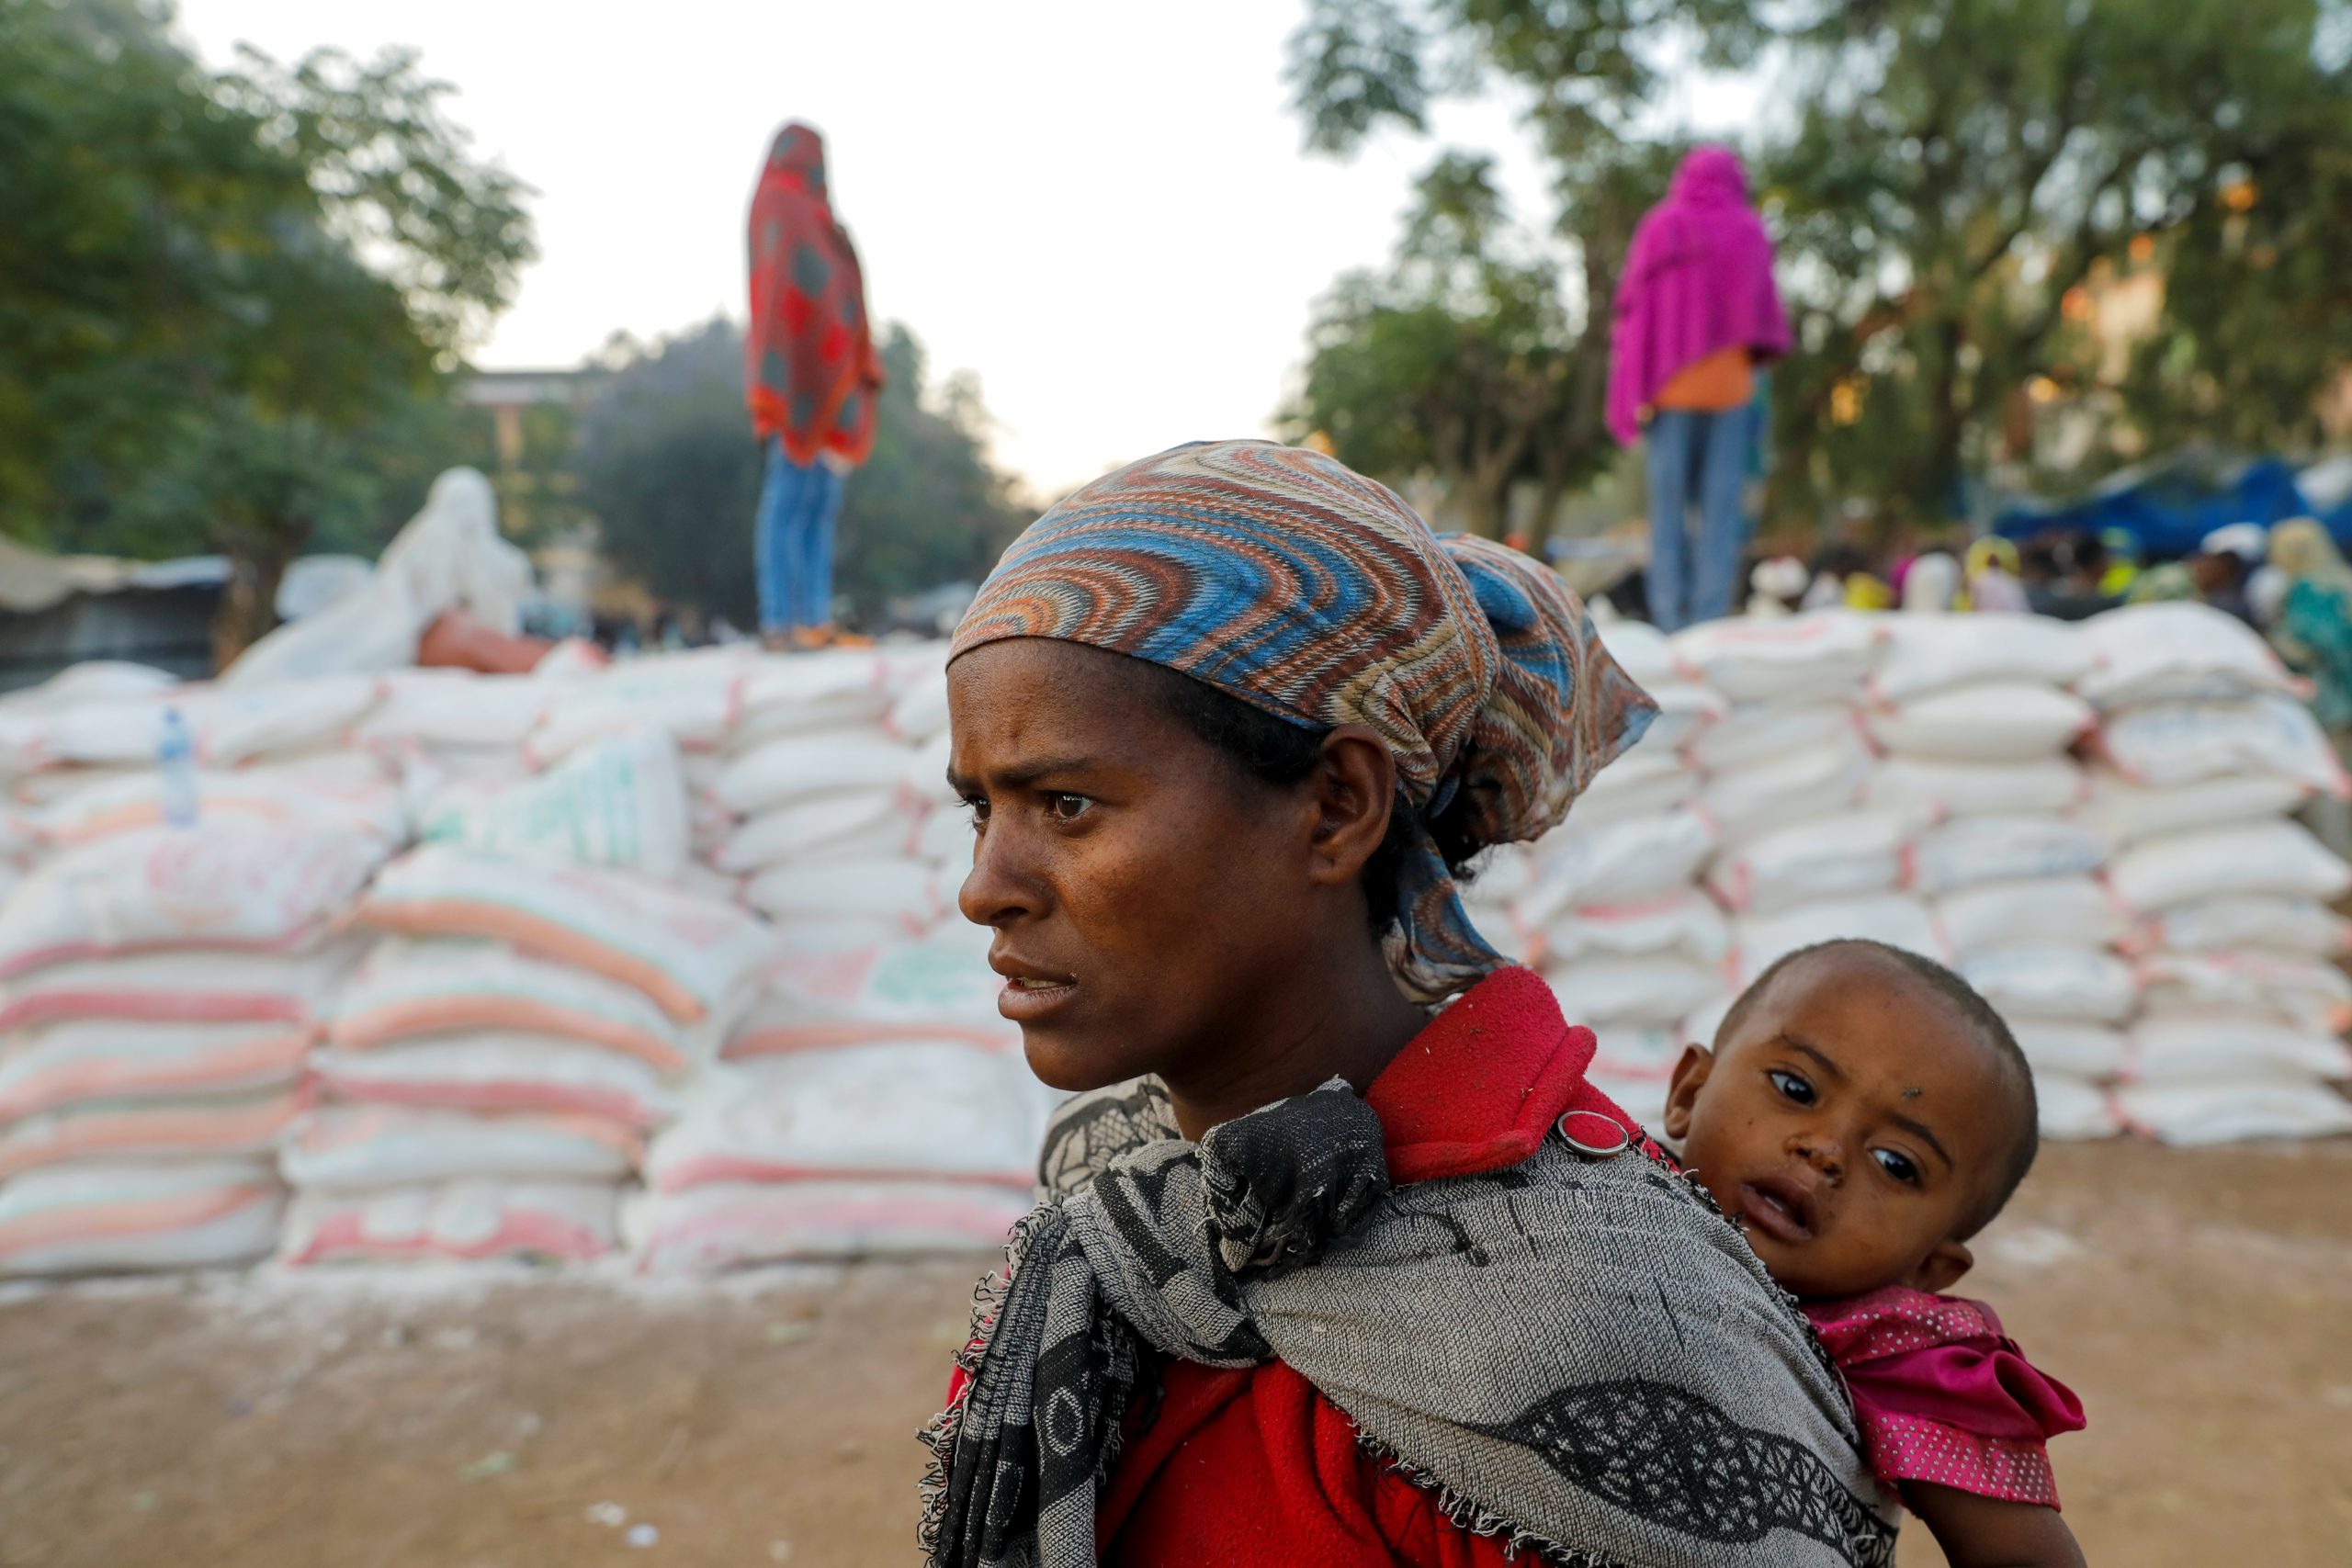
[210,534,298,673]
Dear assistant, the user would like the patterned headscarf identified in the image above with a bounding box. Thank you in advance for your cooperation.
[949,440,1657,1000]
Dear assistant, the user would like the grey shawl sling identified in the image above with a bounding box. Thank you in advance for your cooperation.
[919,1077,1898,1568]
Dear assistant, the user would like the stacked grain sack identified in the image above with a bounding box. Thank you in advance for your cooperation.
[2077,604,2352,1143]
[1515,620,1728,1121]
[1859,615,2121,1139]
[0,822,386,1275]
[284,729,776,1264]
[631,650,1053,1272]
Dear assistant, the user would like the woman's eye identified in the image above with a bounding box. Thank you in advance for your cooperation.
[1766,1068,1815,1106]
[1871,1148,1921,1186]
[1046,793,1093,823]
[960,795,989,829]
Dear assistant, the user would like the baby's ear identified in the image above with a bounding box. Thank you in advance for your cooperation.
[1912,1238,1973,1295]
[1661,1043,1713,1141]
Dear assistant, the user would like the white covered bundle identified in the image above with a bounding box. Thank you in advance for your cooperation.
[628,1040,1044,1272]
[0,822,387,1273]
[2077,604,2352,1143]
[290,843,775,1266]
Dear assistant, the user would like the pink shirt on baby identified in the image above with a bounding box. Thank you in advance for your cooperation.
[1802,1285,2086,1509]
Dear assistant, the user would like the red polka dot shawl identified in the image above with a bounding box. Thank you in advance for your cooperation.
[950,440,1658,1000]
[745,122,882,467]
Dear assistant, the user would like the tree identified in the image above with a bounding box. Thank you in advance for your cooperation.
[0,0,533,660]
[1287,0,2352,534]
[574,318,1023,627]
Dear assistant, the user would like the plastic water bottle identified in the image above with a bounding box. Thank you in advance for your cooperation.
[158,706,198,828]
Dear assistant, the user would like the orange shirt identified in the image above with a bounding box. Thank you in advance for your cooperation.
[1651,344,1754,413]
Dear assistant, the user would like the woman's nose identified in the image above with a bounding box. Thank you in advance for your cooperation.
[958,818,1043,929]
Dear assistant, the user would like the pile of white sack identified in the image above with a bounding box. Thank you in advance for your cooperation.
[2078,605,2352,1143]
[0,594,2346,1280]
[1495,604,2352,1144]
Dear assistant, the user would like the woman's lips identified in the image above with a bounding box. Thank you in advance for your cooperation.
[1736,1178,1816,1246]
[996,974,1078,1023]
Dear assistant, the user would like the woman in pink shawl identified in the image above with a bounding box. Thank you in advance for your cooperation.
[1609,147,1789,632]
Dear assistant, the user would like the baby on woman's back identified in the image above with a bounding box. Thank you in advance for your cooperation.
[1666,939,2089,1568]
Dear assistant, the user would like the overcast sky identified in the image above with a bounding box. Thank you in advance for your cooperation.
[175,2,1745,502]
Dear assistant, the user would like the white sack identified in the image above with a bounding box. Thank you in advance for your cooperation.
[2011,1022,2129,1080]
[646,1044,1046,1193]
[1733,897,1947,987]
[1544,958,1724,1029]
[1862,757,2086,820]
[1534,892,1728,969]
[0,1159,284,1276]
[2131,1010,2352,1085]
[2136,951,2352,1032]
[716,728,917,818]
[1689,704,1860,775]
[629,1179,1031,1272]
[418,728,690,880]
[1705,811,1914,915]
[282,1106,641,1190]
[0,945,362,1033]
[715,793,912,874]
[1935,878,2128,959]
[330,937,708,1071]
[362,846,775,1024]
[737,923,1012,1055]
[0,1087,302,1180]
[1669,612,1883,705]
[742,856,949,932]
[1870,614,2091,702]
[2033,1076,2120,1141]
[1908,817,2106,896]
[2131,897,2350,959]
[1865,683,2093,762]
[1962,947,2138,1024]
[2095,695,2347,795]
[309,1034,675,1130]
[282,1179,618,1265]
[2077,602,2300,706]
[2117,1080,2352,1145]
[2109,821,2352,912]
[2077,767,2311,849]
[1699,729,1871,843]
[0,825,385,981]
[0,1020,311,1121]
[1520,807,1718,919]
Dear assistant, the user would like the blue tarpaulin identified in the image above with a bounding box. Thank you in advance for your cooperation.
[1993,454,2342,558]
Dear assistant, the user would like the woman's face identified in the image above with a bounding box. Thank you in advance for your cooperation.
[945,638,1332,1094]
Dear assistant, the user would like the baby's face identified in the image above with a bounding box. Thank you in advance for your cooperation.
[1664,950,2016,1301]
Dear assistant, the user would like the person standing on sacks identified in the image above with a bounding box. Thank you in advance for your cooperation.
[1608,146,1790,633]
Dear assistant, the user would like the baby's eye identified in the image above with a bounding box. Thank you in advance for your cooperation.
[1045,793,1093,824]
[1766,1068,1815,1106]
[1871,1147,1921,1186]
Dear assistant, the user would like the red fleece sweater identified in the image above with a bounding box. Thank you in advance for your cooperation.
[1087,965,1635,1566]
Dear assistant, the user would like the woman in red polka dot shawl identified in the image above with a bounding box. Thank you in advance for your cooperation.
[1665,939,2089,1567]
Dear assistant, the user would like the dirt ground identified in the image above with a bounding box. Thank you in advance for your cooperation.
[1,1140,2347,1568]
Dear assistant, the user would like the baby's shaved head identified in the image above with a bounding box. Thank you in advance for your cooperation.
[1720,940,2039,1237]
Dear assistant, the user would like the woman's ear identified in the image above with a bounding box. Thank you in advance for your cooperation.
[1304,725,1398,887]
[1662,1043,1713,1141]
[1910,1239,1973,1296]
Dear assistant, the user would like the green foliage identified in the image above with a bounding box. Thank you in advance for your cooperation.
[1287,0,2352,534]
[0,0,532,656]
[574,319,1023,627]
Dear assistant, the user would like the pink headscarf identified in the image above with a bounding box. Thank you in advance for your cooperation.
[1606,147,1790,447]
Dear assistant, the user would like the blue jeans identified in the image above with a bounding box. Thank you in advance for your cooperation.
[754,441,845,633]
[1644,404,1753,633]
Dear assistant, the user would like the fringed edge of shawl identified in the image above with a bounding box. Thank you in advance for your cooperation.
[914,1205,1041,1559]
[1350,1427,1639,1568]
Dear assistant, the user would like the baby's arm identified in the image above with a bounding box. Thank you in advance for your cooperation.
[1905,1483,2086,1568]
